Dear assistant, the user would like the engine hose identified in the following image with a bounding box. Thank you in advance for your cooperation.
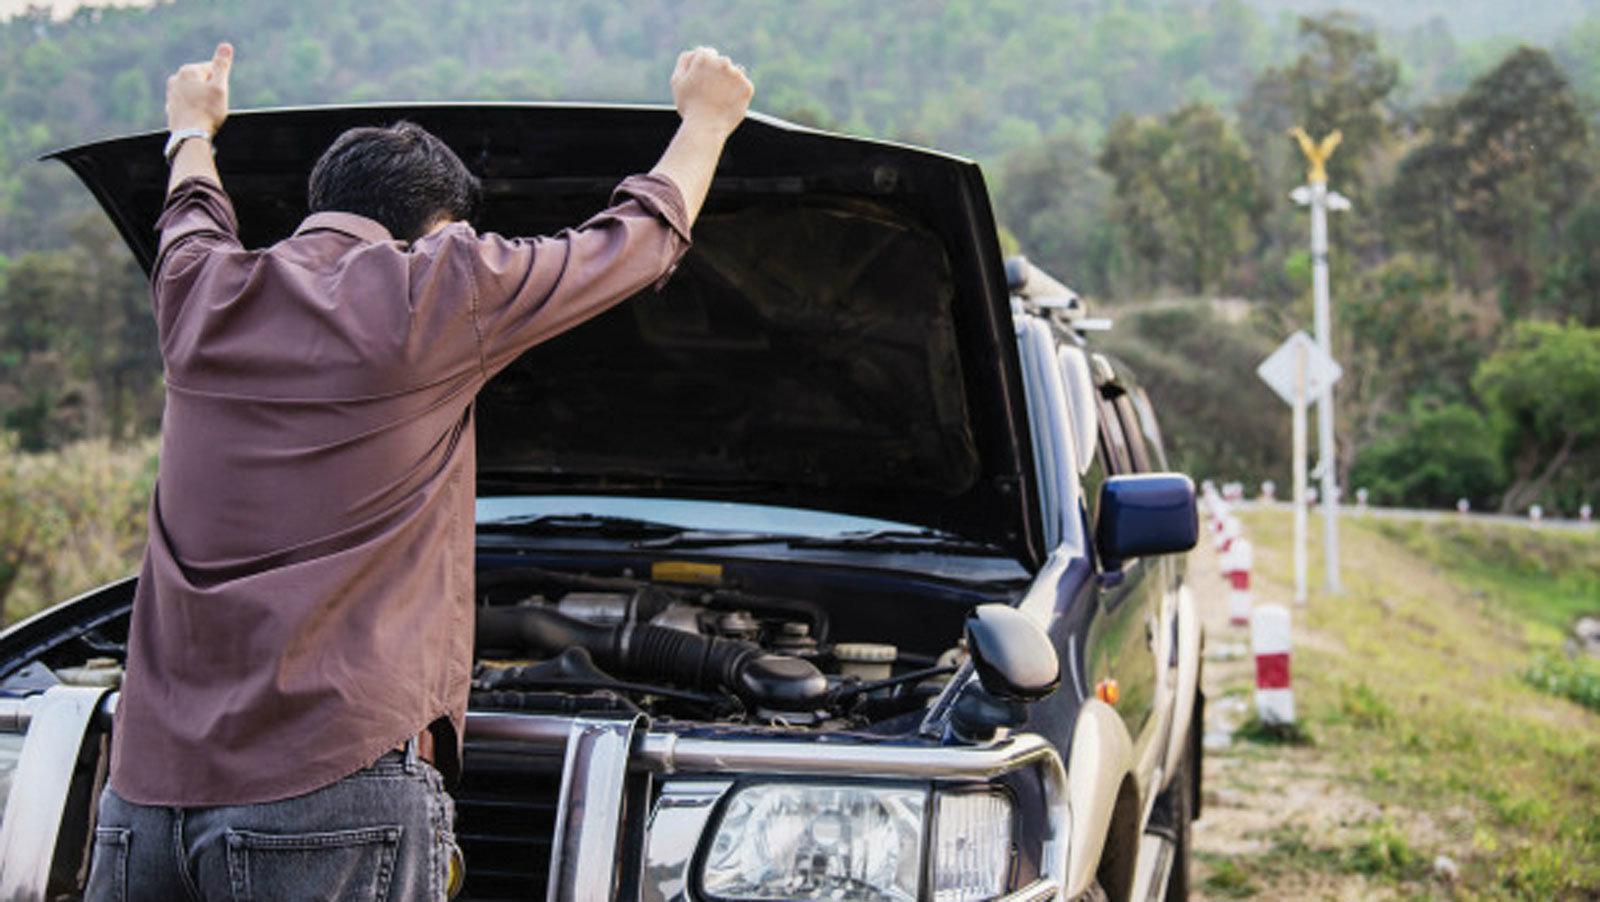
[475,604,830,711]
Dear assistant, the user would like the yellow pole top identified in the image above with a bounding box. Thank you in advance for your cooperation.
[1290,127,1342,185]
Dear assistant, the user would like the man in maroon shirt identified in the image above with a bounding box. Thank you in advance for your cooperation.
[84,42,752,901]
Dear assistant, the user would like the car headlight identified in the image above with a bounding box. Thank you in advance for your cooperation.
[699,783,1013,902]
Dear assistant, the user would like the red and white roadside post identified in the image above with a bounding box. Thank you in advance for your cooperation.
[1211,515,1230,549]
[1221,538,1254,627]
[1214,514,1242,554]
[1251,604,1295,724]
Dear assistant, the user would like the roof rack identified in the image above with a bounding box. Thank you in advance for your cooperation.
[1004,255,1112,332]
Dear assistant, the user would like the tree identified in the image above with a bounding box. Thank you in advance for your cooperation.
[1472,320,1600,512]
[996,132,1115,296]
[1348,401,1504,508]
[1157,104,1260,294]
[1237,14,1400,306]
[1539,200,1600,327]
[1100,105,1259,294]
[1334,255,1493,483]
[0,217,158,451]
[1388,48,1592,305]
[1240,14,1400,193]
[1099,114,1173,288]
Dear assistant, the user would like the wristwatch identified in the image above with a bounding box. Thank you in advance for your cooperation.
[163,127,213,164]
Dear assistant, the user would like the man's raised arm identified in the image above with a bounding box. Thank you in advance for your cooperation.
[152,42,240,325]
[165,42,232,194]
[462,46,753,371]
[652,46,755,228]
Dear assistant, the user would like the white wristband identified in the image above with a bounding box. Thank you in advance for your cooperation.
[164,128,213,164]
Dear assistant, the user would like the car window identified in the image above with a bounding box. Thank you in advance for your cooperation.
[1115,395,1153,472]
[1130,388,1171,471]
[1082,440,1108,529]
[1097,393,1134,474]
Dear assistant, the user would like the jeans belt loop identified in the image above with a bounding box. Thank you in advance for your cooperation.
[403,734,419,773]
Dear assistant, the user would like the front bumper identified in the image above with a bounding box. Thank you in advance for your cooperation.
[0,691,1069,901]
[470,711,1069,902]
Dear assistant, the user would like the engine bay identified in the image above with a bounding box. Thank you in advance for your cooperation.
[471,564,976,732]
[0,554,1022,737]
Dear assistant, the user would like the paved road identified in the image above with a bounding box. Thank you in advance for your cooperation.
[1229,499,1597,534]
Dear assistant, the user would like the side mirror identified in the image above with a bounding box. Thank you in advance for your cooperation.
[1095,473,1199,571]
[964,604,1060,702]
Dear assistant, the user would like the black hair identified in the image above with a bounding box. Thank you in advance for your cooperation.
[307,121,481,242]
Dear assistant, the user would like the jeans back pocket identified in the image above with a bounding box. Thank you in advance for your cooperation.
[225,825,402,902]
[83,827,129,902]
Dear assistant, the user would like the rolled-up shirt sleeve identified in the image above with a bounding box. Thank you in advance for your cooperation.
[463,172,692,373]
[152,177,243,326]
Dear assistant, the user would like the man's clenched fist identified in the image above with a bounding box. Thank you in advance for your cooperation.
[671,47,754,139]
[166,42,233,134]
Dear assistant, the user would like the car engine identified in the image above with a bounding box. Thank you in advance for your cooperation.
[471,566,962,731]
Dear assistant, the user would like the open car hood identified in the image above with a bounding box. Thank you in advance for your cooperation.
[50,104,1043,567]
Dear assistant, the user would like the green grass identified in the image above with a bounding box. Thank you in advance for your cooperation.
[1233,714,1314,746]
[1237,510,1600,898]
[1197,852,1260,898]
[1343,820,1424,881]
[1202,821,1435,897]
[1523,653,1600,712]
[1371,519,1600,642]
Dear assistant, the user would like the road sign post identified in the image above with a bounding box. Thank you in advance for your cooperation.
[1292,343,1308,604]
[1258,331,1342,606]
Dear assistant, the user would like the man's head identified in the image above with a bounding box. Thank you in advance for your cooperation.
[307,121,481,242]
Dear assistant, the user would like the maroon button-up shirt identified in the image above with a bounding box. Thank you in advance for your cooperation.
[110,173,691,805]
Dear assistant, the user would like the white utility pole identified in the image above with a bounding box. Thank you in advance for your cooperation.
[1291,128,1349,595]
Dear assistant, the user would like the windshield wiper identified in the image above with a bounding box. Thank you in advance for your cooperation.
[477,513,685,539]
[632,530,804,550]
[639,527,1004,556]
[786,528,1005,556]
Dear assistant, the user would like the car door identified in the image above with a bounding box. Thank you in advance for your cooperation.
[1083,380,1165,798]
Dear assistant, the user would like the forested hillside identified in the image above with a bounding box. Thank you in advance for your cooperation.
[2,0,1598,514]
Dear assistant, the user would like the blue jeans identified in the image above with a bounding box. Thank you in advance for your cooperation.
[84,743,457,901]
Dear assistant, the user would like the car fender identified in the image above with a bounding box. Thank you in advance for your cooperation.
[1064,697,1134,899]
[1161,585,1202,784]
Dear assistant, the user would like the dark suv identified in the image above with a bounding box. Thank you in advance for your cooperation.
[0,106,1202,902]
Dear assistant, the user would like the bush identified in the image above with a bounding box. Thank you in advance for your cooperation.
[1350,401,1504,508]
[1524,653,1600,712]
[1345,819,1419,879]
[0,435,156,624]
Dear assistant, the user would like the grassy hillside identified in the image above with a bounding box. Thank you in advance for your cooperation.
[1204,511,1600,898]
[1092,299,1292,484]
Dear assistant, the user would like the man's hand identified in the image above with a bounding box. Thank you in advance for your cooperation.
[670,47,753,140]
[651,47,752,228]
[166,42,233,134]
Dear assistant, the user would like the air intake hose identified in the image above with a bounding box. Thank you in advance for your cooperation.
[476,604,829,711]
